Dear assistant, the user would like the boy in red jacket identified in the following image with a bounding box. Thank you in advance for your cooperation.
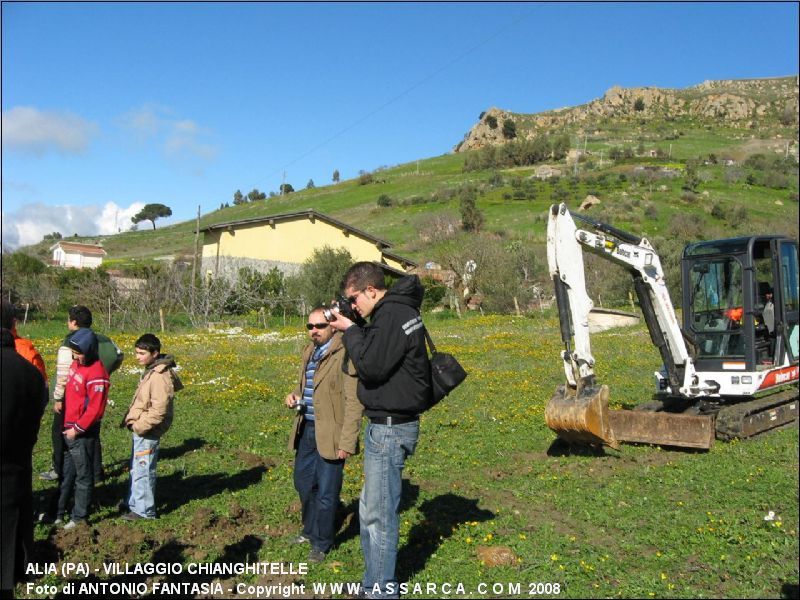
[56,328,109,529]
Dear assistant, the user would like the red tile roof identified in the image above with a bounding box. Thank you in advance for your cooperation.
[50,241,107,256]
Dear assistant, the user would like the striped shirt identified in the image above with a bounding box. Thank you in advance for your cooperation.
[302,339,331,421]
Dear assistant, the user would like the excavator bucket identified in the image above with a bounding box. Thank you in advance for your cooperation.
[545,384,619,449]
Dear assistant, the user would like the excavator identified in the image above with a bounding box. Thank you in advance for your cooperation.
[545,203,799,450]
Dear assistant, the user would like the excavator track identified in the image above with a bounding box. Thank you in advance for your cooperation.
[605,388,799,449]
[714,388,799,440]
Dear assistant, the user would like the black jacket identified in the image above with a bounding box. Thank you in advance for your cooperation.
[342,275,432,417]
[1,329,46,589]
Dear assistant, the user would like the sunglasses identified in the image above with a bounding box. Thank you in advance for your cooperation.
[306,323,329,330]
[346,289,365,304]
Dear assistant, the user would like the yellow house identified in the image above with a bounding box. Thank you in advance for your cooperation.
[201,209,416,279]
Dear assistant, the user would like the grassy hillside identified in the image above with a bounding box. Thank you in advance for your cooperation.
[19,86,799,272]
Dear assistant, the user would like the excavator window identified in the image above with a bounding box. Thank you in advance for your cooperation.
[753,254,776,364]
[689,257,744,358]
[780,243,799,359]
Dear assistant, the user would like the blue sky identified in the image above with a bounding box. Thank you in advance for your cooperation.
[2,2,798,248]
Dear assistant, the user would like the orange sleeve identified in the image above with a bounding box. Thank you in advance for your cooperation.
[14,338,49,384]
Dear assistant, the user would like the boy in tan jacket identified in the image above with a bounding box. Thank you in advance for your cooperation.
[121,334,182,520]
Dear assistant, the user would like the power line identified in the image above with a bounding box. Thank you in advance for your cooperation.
[267,8,536,179]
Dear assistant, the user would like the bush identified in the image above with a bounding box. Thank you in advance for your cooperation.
[459,188,484,232]
[295,246,354,308]
[377,194,393,207]
[488,171,503,187]
[710,202,725,219]
[668,214,706,240]
[421,277,448,311]
[727,205,748,227]
[680,190,698,203]
[502,119,517,140]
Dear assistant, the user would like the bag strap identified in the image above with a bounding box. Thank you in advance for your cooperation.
[423,326,437,355]
[415,308,437,355]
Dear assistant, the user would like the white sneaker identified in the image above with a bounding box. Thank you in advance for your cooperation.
[39,469,59,481]
[62,520,78,530]
[53,518,64,526]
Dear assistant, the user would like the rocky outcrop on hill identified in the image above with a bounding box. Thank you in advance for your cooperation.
[455,76,799,152]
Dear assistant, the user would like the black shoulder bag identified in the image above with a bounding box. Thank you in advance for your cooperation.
[423,327,467,407]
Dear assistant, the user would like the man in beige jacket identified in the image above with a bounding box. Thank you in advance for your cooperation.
[121,334,182,521]
[285,307,362,563]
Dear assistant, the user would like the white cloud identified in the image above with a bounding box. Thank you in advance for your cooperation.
[120,103,168,139]
[1,106,98,155]
[120,105,217,163]
[1,201,146,249]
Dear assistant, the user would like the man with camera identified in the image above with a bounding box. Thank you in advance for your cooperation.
[328,263,432,599]
[285,307,362,563]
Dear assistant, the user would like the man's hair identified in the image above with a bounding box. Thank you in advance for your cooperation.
[0,300,16,330]
[135,333,161,354]
[68,305,93,328]
[342,262,386,292]
[310,306,328,315]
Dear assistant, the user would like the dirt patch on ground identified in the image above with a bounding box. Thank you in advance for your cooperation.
[37,499,293,590]
[232,449,276,470]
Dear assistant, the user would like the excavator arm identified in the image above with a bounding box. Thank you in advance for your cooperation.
[545,204,718,449]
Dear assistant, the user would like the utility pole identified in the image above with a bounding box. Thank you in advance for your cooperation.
[573,137,579,177]
[190,205,200,315]
[669,143,672,160]
[281,171,286,195]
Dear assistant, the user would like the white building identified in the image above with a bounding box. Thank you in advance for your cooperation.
[50,241,107,269]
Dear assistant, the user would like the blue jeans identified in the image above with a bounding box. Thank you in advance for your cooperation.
[360,420,419,599]
[58,435,95,522]
[127,434,160,518]
[294,420,344,553]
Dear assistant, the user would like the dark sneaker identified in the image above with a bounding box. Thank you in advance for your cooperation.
[308,548,326,563]
[39,469,58,481]
[290,534,311,545]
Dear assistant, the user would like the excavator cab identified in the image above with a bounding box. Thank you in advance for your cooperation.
[545,203,799,450]
[682,236,799,376]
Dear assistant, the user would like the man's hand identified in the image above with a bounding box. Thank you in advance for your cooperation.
[53,401,63,414]
[64,428,78,441]
[328,313,354,332]
[285,392,299,408]
[337,449,351,460]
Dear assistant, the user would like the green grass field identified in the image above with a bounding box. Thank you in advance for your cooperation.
[16,314,799,598]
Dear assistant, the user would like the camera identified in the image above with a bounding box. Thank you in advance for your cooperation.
[323,295,366,326]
